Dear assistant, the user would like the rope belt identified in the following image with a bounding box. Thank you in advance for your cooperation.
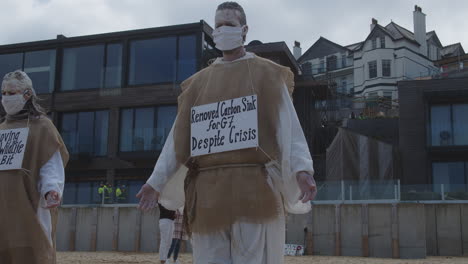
[197,163,264,172]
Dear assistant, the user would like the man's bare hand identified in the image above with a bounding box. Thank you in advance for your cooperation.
[45,191,61,209]
[136,183,160,212]
[296,172,317,203]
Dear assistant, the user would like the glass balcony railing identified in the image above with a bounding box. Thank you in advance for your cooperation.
[61,179,468,206]
[62,180,145,205]
[314,180,468,203]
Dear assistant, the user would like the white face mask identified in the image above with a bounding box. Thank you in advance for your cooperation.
[213,25,245,51]
[2,94,27,115]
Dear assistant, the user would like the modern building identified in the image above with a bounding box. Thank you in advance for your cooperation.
[297,5,464,112]
[398,77,468,188]
[0,22,309,204]
[0,20,220,204]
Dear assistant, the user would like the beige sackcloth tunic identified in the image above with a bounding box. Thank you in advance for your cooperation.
[0,117,69,264]
[148,53,314,263]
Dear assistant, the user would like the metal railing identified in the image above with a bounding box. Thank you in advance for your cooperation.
[313,180,468,204]
[62,179,468,205]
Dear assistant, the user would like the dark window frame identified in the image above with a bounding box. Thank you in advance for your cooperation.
[59,110,110,157]
[431,161,468,190]
[382,59,391,77]
[368,60,377,79]
[372,38,377,49]
[118,104,177,153]
[380,37,386,48]
[429,103,468,147]
[126,34,197,87]
[60,42,123,91]
[0,49,57,94]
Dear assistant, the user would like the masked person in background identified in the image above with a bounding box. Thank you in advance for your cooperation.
[0,70,69,264]
[137,2,317,263]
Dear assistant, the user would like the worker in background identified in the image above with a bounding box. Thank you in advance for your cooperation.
[104,182,113,204]
[116,184,127,203]
[98,182,105,204]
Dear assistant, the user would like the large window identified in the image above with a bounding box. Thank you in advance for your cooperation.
[430,104,468,146]
[129,37,177,85]
[120,105,177,152]
[432,162,468,192]
[128,35,197,85]
[178,35,197,82]
[0,50,56,94]
[382,59,391,77]
[0,53,23,79]
[60,110,109,156]
[368,60,377,78]
[61,43,122,91]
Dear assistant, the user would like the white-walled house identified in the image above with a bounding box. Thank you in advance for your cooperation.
[297,5,463,108]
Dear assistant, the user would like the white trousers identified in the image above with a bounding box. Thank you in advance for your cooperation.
[159,219,174,261]
[192,214,285,264]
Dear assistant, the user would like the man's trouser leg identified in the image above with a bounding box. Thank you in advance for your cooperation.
[159,219,174,261]
[167,238,177,259]
[173,239,181,260]
[192,214,285,264]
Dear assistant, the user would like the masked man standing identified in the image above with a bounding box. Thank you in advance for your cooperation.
[0,70,69,264]
[137,2,317,263]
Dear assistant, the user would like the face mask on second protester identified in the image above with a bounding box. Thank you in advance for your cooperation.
[213,25,245,51]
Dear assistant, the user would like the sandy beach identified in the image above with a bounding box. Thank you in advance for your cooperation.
[57,252,468,264]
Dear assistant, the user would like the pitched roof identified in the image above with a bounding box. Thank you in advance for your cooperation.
[297,37,350,63]
[426,30,436,40]
[384,22,420,45]
[356,23,404,50]
[441,43,465,58]
[426,30,443,47]
[345,41,363,51]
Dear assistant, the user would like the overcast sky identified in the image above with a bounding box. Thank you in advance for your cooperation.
[1,0,467,54]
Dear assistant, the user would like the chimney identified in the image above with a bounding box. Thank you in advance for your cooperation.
[371,18,378,32]
[413,5,427,56]
[293,41,302,60]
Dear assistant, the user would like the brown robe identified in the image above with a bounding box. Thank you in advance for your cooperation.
[175,54,294,234]
[0,117,69,264]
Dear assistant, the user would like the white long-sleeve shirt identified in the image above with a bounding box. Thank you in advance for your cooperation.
[147,53,314,214]
[37,150,65,245]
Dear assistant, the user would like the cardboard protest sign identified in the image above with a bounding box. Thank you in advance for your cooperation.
[191,95,258,157]
[0,128,29,171]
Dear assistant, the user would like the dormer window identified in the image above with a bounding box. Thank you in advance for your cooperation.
[380,37,386,48]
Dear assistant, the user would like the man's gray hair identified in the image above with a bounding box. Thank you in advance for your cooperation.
[217,2,247,25]
[2,70,47,117]
[2,70,35,95]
